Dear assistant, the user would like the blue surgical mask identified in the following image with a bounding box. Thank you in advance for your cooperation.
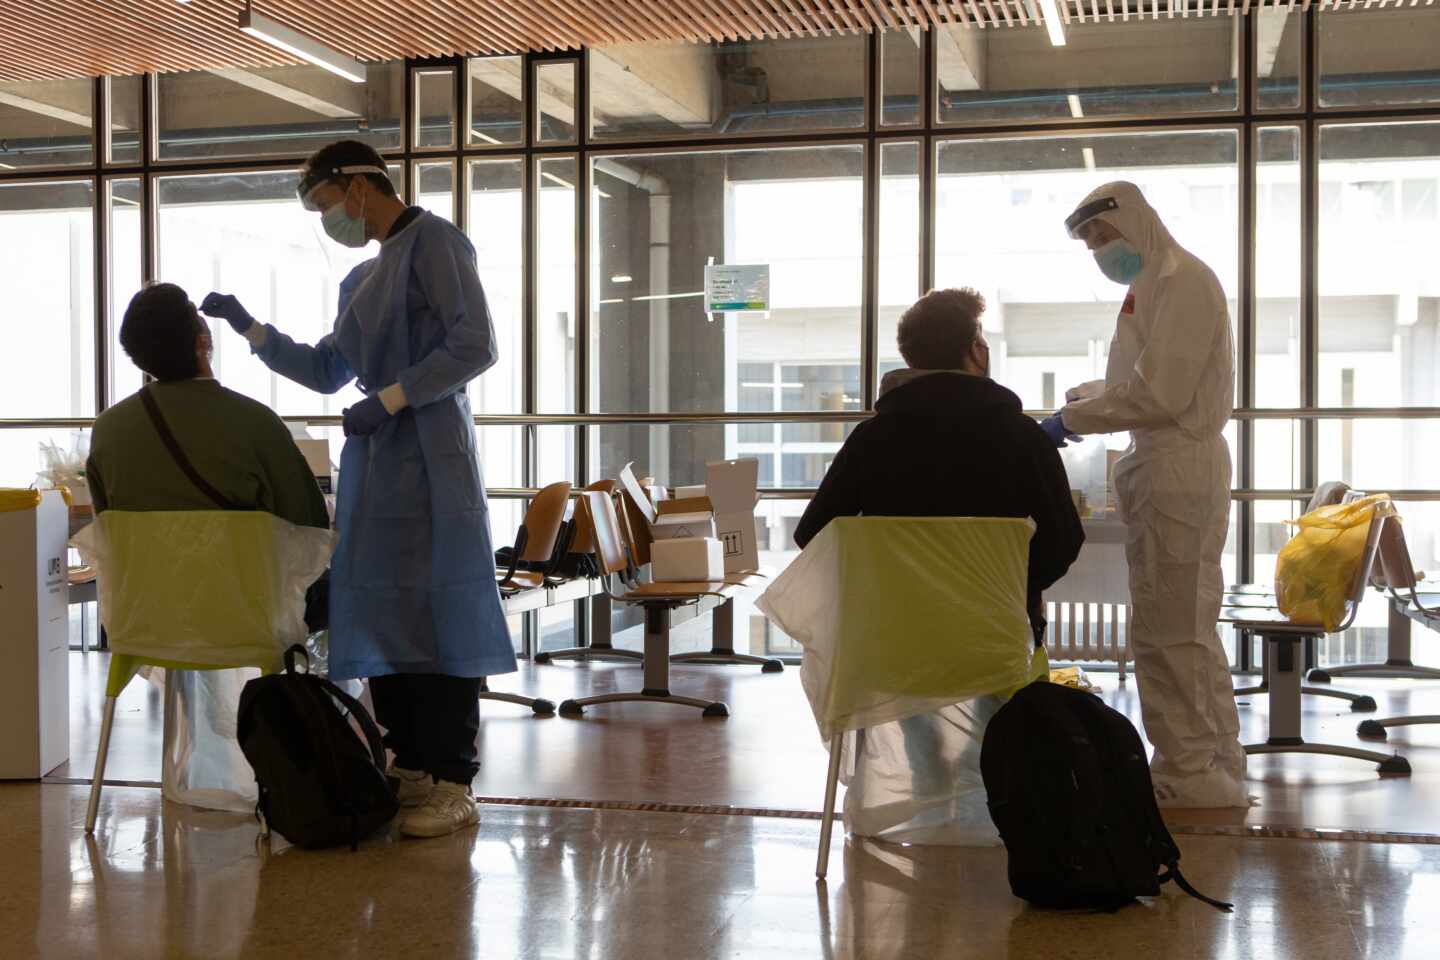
[321,190,368,248]
[1094,238,1143,285]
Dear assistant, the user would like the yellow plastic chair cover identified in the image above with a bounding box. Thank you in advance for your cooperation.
[757,516,1039,741]
[72,510,333,679]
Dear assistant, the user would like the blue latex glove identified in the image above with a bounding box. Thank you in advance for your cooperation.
[342,394,391,437]
[200,292,257,335]
[1040,413,1083,448]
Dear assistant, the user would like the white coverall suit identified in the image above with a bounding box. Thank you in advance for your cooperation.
[1060,182,1248,808]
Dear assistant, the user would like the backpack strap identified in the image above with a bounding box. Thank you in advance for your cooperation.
[1160,866,1234,913]
[140,384,239,510]
[313,675,390,774]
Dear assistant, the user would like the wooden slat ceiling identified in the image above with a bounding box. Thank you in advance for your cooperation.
[0,0,1427,83]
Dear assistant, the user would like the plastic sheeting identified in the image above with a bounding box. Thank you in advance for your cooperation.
[840,697,1003,845]
[757,517,1039,845]
[72,510,332,669]
[756,516,1038,741]
[161,668,260,813]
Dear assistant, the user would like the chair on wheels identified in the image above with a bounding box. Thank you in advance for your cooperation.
[1226,481,1377,713]
[72,510,332,837]
[557,491,753,718]
[1356,518,1440,741]
[483,481,574,716]
[533,481,645,667]
[1219,500,1410,775]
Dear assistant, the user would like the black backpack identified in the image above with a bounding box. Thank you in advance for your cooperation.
[980,681,1232,913]
[238,646,398,850]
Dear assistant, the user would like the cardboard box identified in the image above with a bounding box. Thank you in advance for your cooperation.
[651,537,724,582]
[706,458,761,574]
[0,490,70,779]
[653,496,717,542]
[294,438,334,494]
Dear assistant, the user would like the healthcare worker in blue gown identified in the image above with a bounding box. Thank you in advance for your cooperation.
[201,139,514,840]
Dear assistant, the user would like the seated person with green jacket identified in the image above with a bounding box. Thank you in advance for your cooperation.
[86,282,329,533]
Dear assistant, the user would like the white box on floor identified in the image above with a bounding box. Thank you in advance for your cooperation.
[651,537,724,582]
[0,490,70,779]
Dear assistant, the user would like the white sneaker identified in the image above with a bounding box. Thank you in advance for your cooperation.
[389,766,434,808]
[399,781,479,838]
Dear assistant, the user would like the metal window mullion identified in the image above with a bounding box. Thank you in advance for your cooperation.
[862,138,879,412]
[92,77,107,415]
[1301,11,1319,496]
[921,28,936,295]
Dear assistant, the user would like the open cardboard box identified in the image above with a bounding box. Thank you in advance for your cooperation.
[618,459,760,577]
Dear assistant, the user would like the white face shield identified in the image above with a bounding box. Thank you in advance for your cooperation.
[296,163,389,212]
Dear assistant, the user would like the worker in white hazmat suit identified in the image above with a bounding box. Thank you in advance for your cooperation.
[1041,181,1247,808]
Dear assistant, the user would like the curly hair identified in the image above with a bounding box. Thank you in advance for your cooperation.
[896,287,987,369]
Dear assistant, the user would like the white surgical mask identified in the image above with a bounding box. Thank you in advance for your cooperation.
[321,186,368,248]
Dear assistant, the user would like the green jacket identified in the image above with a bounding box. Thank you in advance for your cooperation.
[86,379,329,530]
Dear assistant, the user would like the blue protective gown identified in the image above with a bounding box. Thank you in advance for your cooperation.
[252,211,515,681]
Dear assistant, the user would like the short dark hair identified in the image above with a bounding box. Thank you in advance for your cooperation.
[300,139,397,200]
[119,283,203,382]
[896,288,987,369]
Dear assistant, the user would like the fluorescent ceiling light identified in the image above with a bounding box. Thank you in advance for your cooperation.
[471,129,502,146]
[238,7,366,83]
[632,291,703,302]
[541,171,573,189]
[1036,0,1067,47]
[610,274,633,283]
[1082,147,1097,172]
[1067,94,1084,119]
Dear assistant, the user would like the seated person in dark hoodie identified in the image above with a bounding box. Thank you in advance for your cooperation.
[795,287,1084,644]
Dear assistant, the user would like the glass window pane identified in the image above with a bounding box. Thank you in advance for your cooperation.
[877,140,921,380]
[936,17,1238,124]
[1256,126,1301,408]
[589,35,866,140]
[107,76,143,165]
[1256,10,1302,111]
[535,61,577,144]
[469,56,525,147]
[880,28,922,128]
[934,131,1239,411]
[468,159,524,415]
[1254,419,1304,492]
[537,156,577,413]
[414,67,457,149]
[107,179,144,404]
[0,78,94,168]
[415,160,455,223]
[1318,419,1440,492]
[0,180,95,417]
[1319,9,1440,109]
[1319,122,1440,409]
[156,62,402,161]
[537,425,576,486]
[156,169,386,415]
[590,145,864,414]
[476,426,524,489]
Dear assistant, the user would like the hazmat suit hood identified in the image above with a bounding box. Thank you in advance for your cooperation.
[1065,181,1178,281]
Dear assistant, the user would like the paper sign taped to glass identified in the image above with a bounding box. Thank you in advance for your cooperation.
[704,263,770,312]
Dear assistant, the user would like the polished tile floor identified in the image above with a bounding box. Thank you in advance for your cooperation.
[54,652,1440,837]
[8,779,1440,960]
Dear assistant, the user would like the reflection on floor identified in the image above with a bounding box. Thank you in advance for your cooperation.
[54,652,1440,838]
[6,781,1438,960]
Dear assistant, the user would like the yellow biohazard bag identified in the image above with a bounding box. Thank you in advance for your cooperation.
[1275,494,1390,632]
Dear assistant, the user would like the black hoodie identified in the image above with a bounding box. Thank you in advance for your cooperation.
[795,372,1085,642]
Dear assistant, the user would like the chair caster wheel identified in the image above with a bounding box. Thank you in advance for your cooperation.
[531,699,556,716]
[534,652,552,664]
[1379,755,1412,776]
[1351,696,1378,713]
[558,700,584,717]
[702,702,730,718]
[1308,669,1332,683]
[1357,720,1388,740]
[762,660,784,674]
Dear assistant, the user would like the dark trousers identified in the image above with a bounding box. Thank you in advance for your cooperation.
[369,674,483,786]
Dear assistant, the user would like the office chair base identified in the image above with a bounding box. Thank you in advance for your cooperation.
[535,646,644,665]
[1233,682,1376,712]
[1358,715,1440,741]
[558,691,730,717]
[1310,663,1440,684]
[1245,740,1411,775]
[670,649,784,673]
